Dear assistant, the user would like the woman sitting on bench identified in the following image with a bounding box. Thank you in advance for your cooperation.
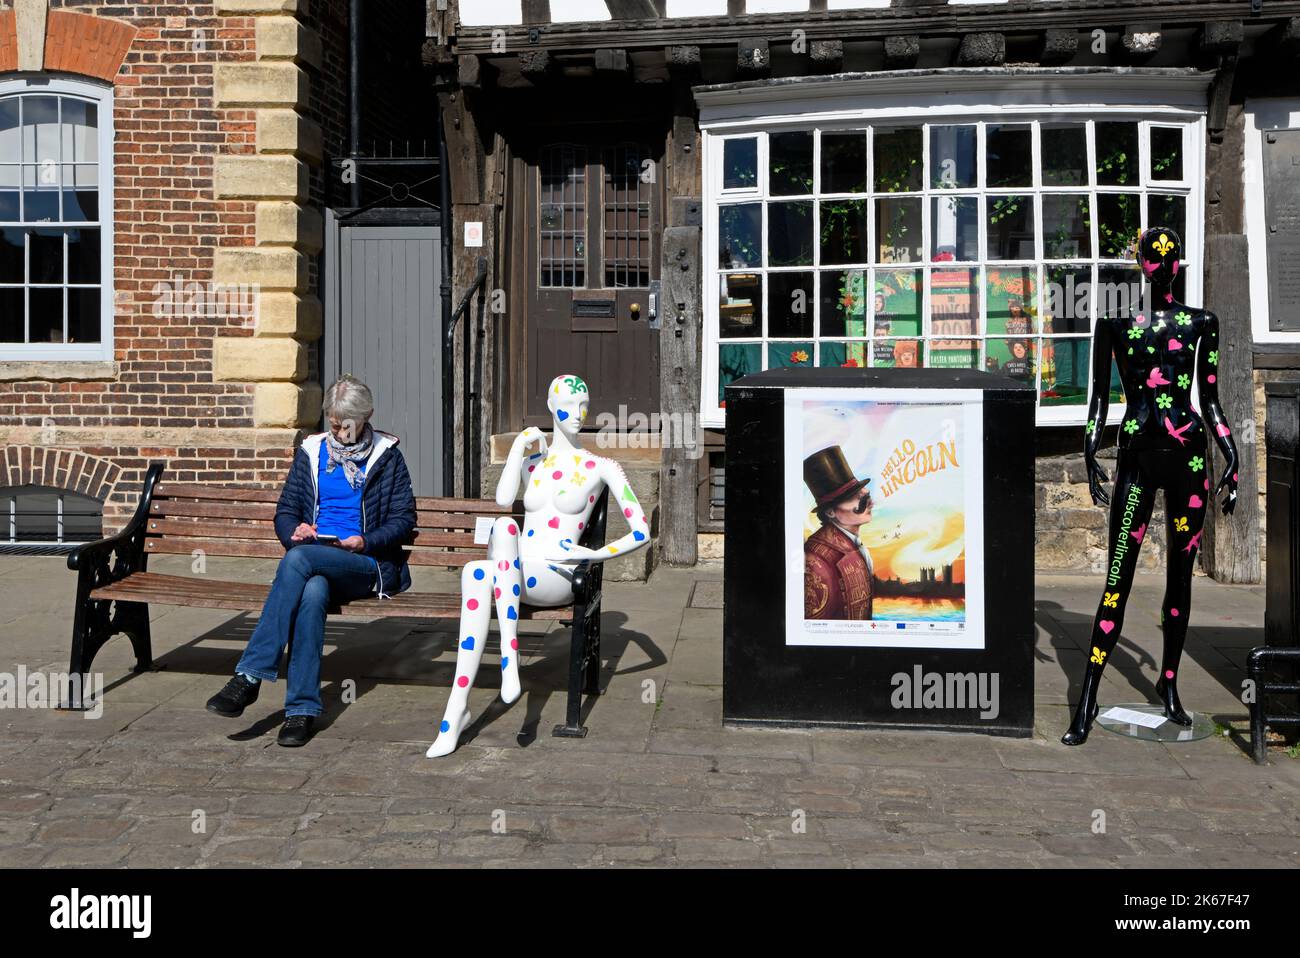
[205,376,416,747]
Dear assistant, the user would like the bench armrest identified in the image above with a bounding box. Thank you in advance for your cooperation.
[67,462,165,578]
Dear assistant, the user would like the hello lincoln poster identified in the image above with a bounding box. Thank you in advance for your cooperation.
[783,388,985,650]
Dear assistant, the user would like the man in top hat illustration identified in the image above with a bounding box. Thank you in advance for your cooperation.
[804,445,876,620]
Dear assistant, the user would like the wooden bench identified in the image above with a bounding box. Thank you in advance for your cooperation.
[65,462,609,737]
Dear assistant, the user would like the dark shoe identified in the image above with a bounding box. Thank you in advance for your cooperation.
[277,715,315,747]
[206,674,260,717]
[1156,675,1193,726]
[1062,660,1105,746]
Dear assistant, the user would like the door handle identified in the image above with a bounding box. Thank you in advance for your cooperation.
[630,302,642,321]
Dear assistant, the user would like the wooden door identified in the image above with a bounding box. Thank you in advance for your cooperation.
[525,136,662,425]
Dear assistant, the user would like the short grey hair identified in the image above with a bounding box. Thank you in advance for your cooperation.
[322,376,374,423]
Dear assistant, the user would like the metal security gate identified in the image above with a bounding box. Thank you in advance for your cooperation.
[323,214,443,496]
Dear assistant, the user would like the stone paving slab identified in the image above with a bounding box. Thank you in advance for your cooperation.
[0,556,1297,868]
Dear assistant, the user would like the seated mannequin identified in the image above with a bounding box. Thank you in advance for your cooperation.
[1063,226,1240,746]
[426,374,651,757]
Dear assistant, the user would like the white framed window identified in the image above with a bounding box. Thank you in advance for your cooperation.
[0,77,114,362]
[699,78,1206,428]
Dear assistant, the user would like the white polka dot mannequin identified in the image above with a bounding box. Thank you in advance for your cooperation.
[426,374,652,757]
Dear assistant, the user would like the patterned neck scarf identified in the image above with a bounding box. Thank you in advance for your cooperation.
[324,422,374,490]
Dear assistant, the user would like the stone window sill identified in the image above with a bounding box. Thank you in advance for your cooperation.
[0,361,118,382]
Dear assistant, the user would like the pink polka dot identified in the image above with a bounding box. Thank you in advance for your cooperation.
[528,465,535,473]
[585,460,596,470]
[1170,608,1179,617]
[589,495,595,503]
[457,676,469,687]
[1165,669,1175,679]
[624,508,633,518]
[578,522,584,530]
[466,599,478,611]
[1208,374,1216,383]
[508,524,517,536]
[499,560,509,571]
[510,639,519,650]
[1204,479,1210,490]
[1233,472,1238,482]
[642,516,648,524]
[552,471,563,480]
[494,588,501,599]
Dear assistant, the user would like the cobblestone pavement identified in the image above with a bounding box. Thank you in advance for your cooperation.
[1,555,1297,868]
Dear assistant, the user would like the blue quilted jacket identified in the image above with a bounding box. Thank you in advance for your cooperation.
[272,430,417,595]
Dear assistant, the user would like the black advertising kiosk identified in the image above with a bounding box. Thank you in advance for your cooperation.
[723,367,1035,737]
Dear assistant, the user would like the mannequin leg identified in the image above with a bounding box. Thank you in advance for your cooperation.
[426,559,494,758]
[1063,451,1157,745]
[1155,449,1210,725]
[488,517,524,705]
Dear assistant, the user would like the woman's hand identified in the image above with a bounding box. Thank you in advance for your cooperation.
[337,535,366,553]
[1214,466,1238,516]
[291,523,317,542]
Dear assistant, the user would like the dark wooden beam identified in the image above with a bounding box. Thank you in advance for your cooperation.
[1199,19,1244,55]
[519,49,552,78]
[595,47,630,77]
[810,39,843,73]
[666,44,701,74]
[956,32,1005,67]
[883,35,920,70]
[605,0,659,18]
[522,0,550,25]
[1039,28,1078,65]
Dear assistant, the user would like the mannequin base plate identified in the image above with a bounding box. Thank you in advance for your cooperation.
[1096,703,1218,743]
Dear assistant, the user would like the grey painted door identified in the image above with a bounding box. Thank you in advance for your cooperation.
[324,217,443,496]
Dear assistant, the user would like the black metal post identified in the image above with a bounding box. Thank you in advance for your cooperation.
[439,110,454,496]
[348,0,364,208]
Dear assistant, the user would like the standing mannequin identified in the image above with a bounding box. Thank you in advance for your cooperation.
[426,374,651,757]
[1063,226,1239,746]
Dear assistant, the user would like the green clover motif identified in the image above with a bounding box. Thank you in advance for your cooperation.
[1124,419,1139,434]
[1175,311,1192,326]
[1208,350,1219,366]
[1127,327,1144,340]
[1177,373,1191,389]
[1084,418,1096,436]
[1157,394,1172,410]
[1189,455,1204,473]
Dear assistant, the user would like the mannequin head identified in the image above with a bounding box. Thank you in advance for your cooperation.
[1136,226,1182,293]
[547,374,589,439]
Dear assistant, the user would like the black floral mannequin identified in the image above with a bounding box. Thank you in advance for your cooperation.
[1063,226,1240,746]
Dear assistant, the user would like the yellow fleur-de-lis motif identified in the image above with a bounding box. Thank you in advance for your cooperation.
[1103,592,1119,608]
[543,454,558,468]
[1173,516,1189,532]
[1090,646,1108,665]
[570,472,587,487]
[1153,233,1175,257]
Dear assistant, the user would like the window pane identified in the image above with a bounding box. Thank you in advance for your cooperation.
[0,98,19,162]
[821,132,867,194]
[986,125,1032,188]
[1042,194,1091,260]
[873,338,921,368]
[819,341,870,368]
[1040,336,1090,406]
[0,186,17,221]
[768,342,813,370]
[723,138,758,190]
[819,199,868,265]
[929,338,979,369]
[986,337,1037,385]
[1148,194,1186,246]
[718,343,761,405]
[719,203,761,269]
[1097,193,1140,259]
[0,287,21,341]
[22,165,60,222]
[29,228,62,284]
[60,99,98,164]
[819,269,867,338]
[23,96,59,164]
[768,201,813,266]
[986,194,1035,260]
[28,286,62,342]
[930,267,980,342]
[769,132,813,196]
[1041,123,1087,186]
[1043,265,1091,335]
[929,125,976,189]
[68,287,100,343]
[875,196,921,263]
[931,195,978,261]
[1096,266,1141,324]
[602,145,651,289]
[988,266,1038,335]
[873,127,922,193]
[0,227,21,282]
[538,144,586,288]
[719,272,761,338]
[1150,126,1183,182]
[1096,122,1139,186]
[768,271,814,337]
[62,170,97,223]
[874,268,922,337]
[67,227,99,283]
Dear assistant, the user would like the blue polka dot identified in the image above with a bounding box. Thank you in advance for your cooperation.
[527,529,535,537]
[507,607,518,621]
[461,636,475,650]
[513,584,521,596]
[473,568,485,580]
[439,720,450,733]
[527,577,537,588]
[501,657,509,669]
[513,558,521,569]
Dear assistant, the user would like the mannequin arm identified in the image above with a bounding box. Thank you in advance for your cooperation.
[547,459,651,564]
[1084,318,1114,506]
[1197,311,1240,514]
[495,427,548,507]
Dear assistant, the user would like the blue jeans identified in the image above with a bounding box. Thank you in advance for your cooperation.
[236,545,379,717]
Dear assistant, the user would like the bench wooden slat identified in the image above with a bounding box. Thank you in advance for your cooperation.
[154,482,283,503]
[151,499,278,520]
[413,496,518,514]
[145,537,286,559]
[144,519,481,549]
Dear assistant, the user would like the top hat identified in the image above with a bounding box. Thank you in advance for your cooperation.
[804,445,871,508]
